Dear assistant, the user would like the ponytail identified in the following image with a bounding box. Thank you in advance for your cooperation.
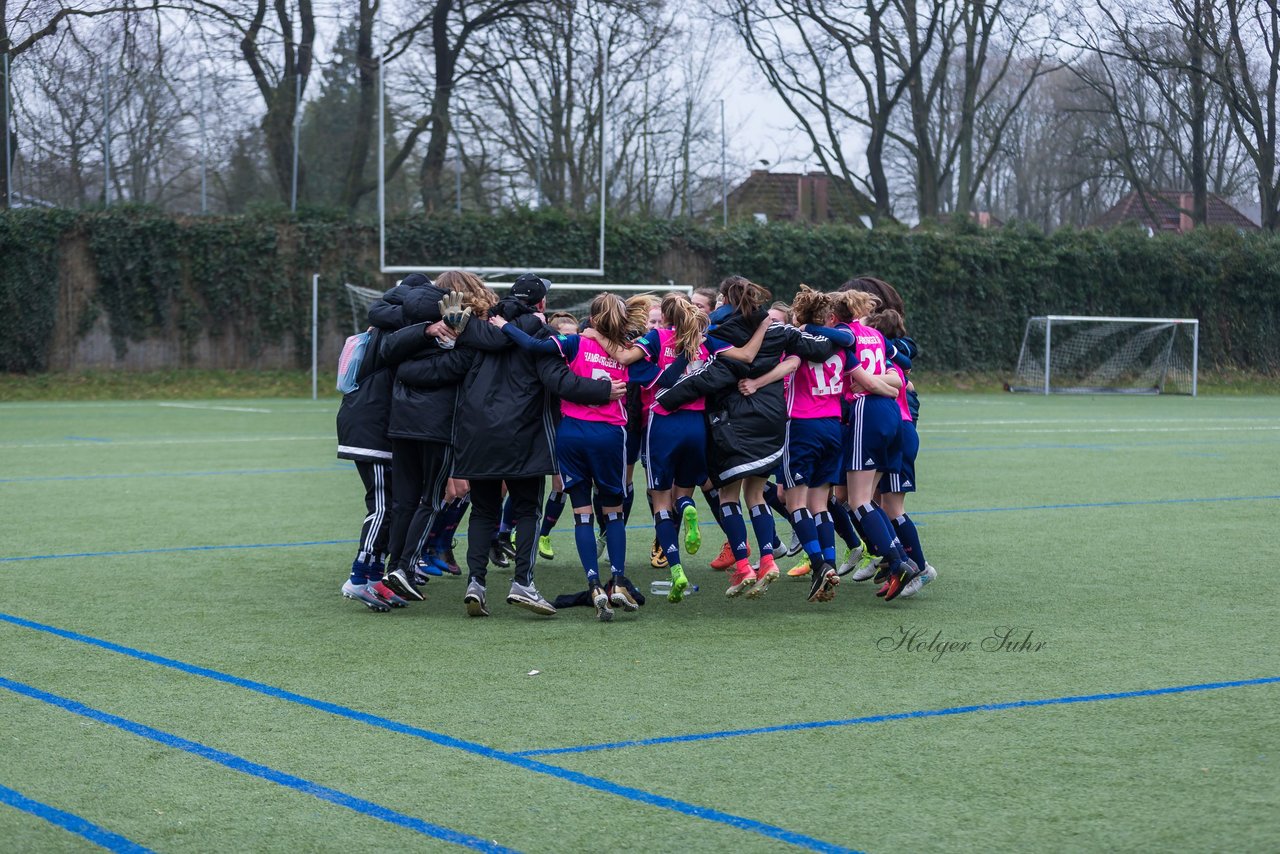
[718,275,771,316]
[662,292,709,361]
[589,293,650,349]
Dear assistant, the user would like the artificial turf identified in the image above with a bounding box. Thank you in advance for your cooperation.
[1,393,1278,852]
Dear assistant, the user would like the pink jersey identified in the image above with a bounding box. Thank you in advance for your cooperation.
[559,336,628,425]
[890,363,912,422]
[649,327,709,416]
[844,321,890,401]
[788,350,848,419]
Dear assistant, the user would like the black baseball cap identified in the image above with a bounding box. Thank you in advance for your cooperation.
[510,273,551,304]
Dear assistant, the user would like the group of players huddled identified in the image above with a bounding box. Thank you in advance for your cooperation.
[336,270,934,621]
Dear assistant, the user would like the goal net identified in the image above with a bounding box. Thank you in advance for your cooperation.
[1009,316,1199,395]
[344,283,384,333]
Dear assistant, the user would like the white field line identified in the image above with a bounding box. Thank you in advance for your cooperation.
[157,403,273,413]
[926,417,1274,427]
[924,425,1280,435]
[0,435,331,450]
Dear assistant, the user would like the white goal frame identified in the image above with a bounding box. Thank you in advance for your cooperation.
[1011,315,1199,397]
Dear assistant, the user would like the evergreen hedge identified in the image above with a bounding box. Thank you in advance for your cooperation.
[2,206,1277,374]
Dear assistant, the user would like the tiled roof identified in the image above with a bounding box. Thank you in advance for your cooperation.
[1093,191,1259,232]
[725,171,874,223]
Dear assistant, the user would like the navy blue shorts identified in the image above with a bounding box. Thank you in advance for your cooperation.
[644,409,708,491]
[843,396,902,473]
[781,417,843,489]
[557,417,628,504]
[879,420,918,493]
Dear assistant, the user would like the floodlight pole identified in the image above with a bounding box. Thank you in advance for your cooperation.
[103,65,112,206]
[720,98,727,226]
[311,273,319,400]
[3,52,11,209]
[291,72,301,212]
[377,52,386,274]
[199,71,208,213]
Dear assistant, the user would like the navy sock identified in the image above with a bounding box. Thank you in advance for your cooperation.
[789,508,822,565]
[593,492,606,534]
[815,510,838,562]
[370,559,386,583]
[622,484,636,524]
[573,512,600,584]
[719,502,750,561]
[704,488,723,527]
[829,497,861,550]
[852,503,904,565]
[540,491,566,537]
[892,514,926,569]
[349,558,369,585]
[655,510,681,567]
[605,511,627,577]
[675,495,695,516]
[749,504,776,557]
[499,495,515,535]
[763,483,789,527]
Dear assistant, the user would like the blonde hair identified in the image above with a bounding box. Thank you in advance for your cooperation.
[590,293,651,350]
[436,270,497,316]
[831,289,879,323]
[546,311,580,331]
[661,292,710,361]
[768,301,793,323]
[790,284,832,326]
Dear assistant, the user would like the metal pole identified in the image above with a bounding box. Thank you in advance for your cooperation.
[720,98,727,226]
[1043,318,1052,395]
[1191,321,1199,397]
[291,72,301,212]
[597,42,609,273]
[199,71,208,213]
[3,52,11,209]
[311,273,319,401]
[103,65,112,206]
[377,54,386,272]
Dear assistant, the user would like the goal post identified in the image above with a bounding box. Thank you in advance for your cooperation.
[1009,315,1199,396]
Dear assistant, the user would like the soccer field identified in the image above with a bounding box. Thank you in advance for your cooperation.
[1,393,1277,853]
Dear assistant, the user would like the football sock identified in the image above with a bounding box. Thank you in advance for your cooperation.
[604,511,627,577]
[593,493,606,535]
[749,504,776,557]
[349,558,369,585]
[719,502,750,561]
[815,510,838,563]
[892,514,926,570]
[573,512,600,585]
[704,487,723,526]
[789,508,823,565]
[764,483,789,521]
[675,495,696,516]
[539,491,566,537]
[829,497,861,550]
[655,510,681,567]
[622,483,636,524]
[853,503,906,565]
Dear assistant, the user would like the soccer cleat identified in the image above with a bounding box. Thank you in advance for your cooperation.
[590,585,614,622]
[852,551,881,582]
[784,532,805,557]
[710,540,745,571]
[608,578,640,612]
[725,564,757,597]
[416,556,444,577]
[749,555,780,597]
[537,535,555,561]
[371,580,410,607]
[682,505,701,554]
[872,555,894,585]
[807,564,840,603]
[383,567,425,602]
[786,555,812,578]
[498,531,518,561]
[442,548,461,575]
[836,544,867,577]
[464,579,489,617]
[879,559,921,602]
[898,562,937,599]
[341,580,390,612]
[507,581,557,616]
[650,538,669,569]
[489,539,511,569]
[668,564,690,603]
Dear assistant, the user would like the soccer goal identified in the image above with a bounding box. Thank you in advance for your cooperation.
[1009,315,1199,396]
[344,283,384,333]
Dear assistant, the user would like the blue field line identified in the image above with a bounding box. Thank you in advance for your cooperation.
[0,613,858,854]
[912,493,1280,518]
[0,465,349,484]
[64,436,112,443]
[513,676,1280,758]
[0,676,519,853]
[0,783,155,853]
[0,540,358,563]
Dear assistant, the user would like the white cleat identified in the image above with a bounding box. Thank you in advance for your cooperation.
[898,562,937,599]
